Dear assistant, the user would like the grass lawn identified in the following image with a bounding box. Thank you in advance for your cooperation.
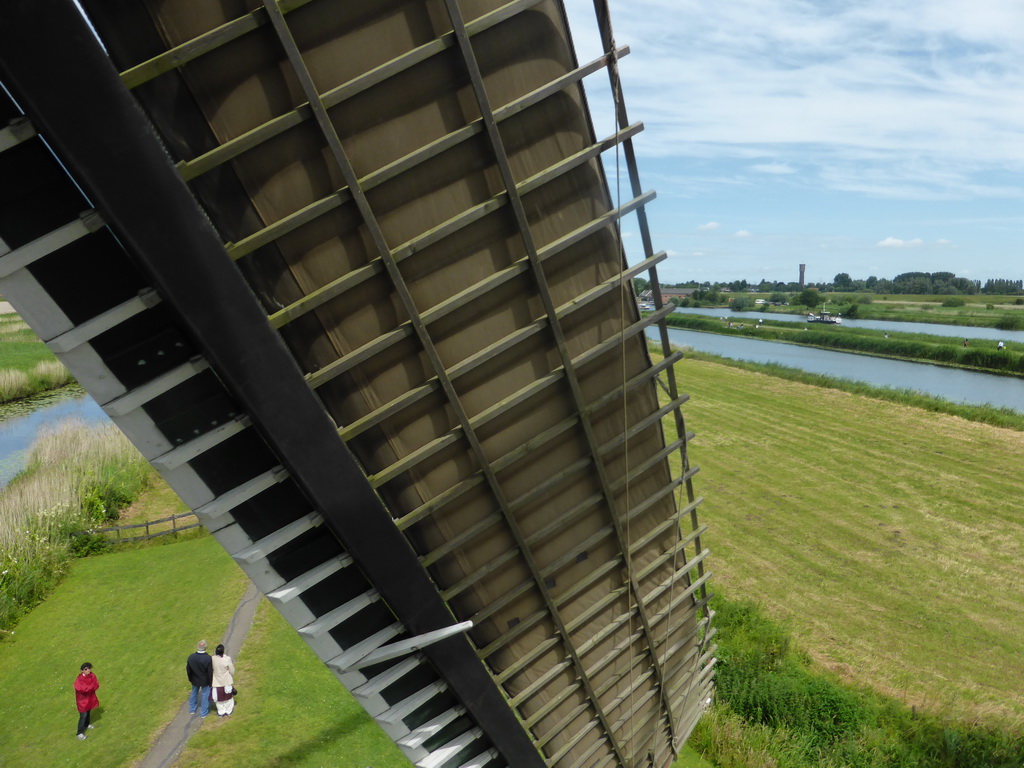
[0,535,247,768]
[174,598,412,768]
[671,356,1024,724]
[674,744,717,768]
[5,352,1024,765]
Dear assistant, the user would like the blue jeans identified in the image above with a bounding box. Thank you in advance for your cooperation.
[189,684,211,716]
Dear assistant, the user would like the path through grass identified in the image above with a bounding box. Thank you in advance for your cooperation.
[0,535,247,768]
[174,597,412,768]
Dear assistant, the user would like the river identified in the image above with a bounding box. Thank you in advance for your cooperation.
[0,387,108,486]
[3,320,1024,488]
[650,327,1024,413]
[672,306,1024,344]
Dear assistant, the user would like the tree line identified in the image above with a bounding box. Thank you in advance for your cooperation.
[635,273,1024,296]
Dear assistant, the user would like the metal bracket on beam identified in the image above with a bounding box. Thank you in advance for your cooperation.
[0,116,36,153]
[349,621,475,670]
[101,355,209,416]
[0,209,104,273]
[48,287,161,352]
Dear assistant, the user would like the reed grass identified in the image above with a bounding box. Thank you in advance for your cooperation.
[31,359,73,389]
[0,308,75,402]
[0,419,152,633]
[0,369,31,401]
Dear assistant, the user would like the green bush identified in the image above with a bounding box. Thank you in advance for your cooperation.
[995,315,1024,331]
[68,532,110,557]
[701,594,1024,767]
[941,297,966,307]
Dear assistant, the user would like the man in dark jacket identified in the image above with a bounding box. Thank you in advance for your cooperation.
[186,639,213,717]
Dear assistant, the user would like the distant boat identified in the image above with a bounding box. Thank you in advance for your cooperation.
[807,311,842,324]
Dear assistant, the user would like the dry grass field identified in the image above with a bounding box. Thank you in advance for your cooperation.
[667,356,1024,726]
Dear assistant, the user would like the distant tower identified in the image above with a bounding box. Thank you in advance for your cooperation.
[799,263,806,287]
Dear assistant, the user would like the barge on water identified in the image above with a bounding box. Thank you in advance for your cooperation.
[807,311,843,324]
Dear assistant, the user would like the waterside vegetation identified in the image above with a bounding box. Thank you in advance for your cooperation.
[0,311,73,402]
[665,313,1024,376]
[0,419,151,633]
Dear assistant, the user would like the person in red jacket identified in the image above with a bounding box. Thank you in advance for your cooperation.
[74,662,100,740]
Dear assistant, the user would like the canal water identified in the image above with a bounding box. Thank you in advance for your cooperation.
[649,327,1024,413]
[672,306,1024,344]
[0,387,108,486]
[4,316,1024,488]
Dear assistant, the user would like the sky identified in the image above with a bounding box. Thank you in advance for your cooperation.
[563,0,1024,286]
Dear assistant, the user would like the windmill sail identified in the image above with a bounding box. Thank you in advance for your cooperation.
[0,1,714,765]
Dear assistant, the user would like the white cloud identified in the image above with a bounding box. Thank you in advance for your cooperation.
[751,163,796,175]
[567,0,1024,201]
[697,221,720,231]
[877,237,925,247]
[937,238,952,245]
[735,230,752,238]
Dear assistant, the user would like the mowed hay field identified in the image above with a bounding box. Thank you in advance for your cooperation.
[667,357,1024,724]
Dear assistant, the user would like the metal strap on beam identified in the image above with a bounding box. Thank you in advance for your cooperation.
[0,115,36,152]
[0,209,104,275]
[101,356,209,416]
[152,415,251,471]
[193,467,289,531]
[267,553,353,604]
[48,288,161,352]
[232,511,322,564]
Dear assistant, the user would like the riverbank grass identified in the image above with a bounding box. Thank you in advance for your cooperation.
[0,419,152,632]
[0,311,72,402]
[724,293,1024,328]
[0,535,247,768]
[666,313,1024,375]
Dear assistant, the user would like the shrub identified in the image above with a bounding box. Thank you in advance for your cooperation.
[995,316,1024,331]
[941,297,966,307]
[703,593,1024,767]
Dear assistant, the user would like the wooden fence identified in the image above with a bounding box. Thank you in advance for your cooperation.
[76,511,201,543]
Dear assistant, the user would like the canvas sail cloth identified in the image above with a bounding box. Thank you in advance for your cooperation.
[0,0,714,765]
